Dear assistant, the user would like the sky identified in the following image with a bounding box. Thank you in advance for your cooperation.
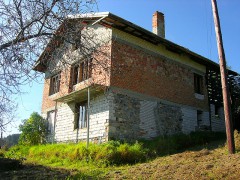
[5,0,240,136]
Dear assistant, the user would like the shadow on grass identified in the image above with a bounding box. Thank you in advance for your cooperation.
[187,139,226,152]
[141,132,227,159]
[0,158,93,180]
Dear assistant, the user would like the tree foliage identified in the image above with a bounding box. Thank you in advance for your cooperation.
[0,0,97,133]
[19,112,47,145]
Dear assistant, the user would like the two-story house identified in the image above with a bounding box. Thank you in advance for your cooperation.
[34,11,238,143]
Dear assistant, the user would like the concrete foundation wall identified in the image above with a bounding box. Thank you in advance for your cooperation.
[43,93,110,143]
[43,88,212,142]
[108,87,210,141]
[210,104,226,132]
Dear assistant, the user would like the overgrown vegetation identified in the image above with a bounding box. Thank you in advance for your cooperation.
[4,141,146,167]
[143,131,226,156]
[234,130,240,151]
[18,112,47,146]
[3,131,228,167]
[2,131,240,179]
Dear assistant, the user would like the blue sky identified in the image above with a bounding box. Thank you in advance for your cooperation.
[7,0,240,136]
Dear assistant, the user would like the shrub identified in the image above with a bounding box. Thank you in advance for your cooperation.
[0,149,5,158]
[19,112,47,146]
[234,130,240,151]
[4,145,30,160]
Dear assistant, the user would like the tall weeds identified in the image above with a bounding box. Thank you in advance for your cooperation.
[3,131,226,167]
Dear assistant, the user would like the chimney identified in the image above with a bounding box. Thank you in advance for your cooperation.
[152,11,165,38]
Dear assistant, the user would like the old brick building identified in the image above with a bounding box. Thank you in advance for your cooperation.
[34,11,238,142]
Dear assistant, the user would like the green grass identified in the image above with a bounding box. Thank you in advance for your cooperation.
[3,131,240,179]
[142,131,226,156]
[4,141,147,167]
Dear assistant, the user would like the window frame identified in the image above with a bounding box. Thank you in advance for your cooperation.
[74,102,87,129]
[49,72,61,95]
[70,58,92,88]
[47,110,56,134]
[71,30,82,51]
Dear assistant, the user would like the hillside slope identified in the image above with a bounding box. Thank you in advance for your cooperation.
[105,141,240,179]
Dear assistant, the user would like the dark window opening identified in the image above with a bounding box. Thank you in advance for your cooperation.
[49,73,61,95]
[194,74,203,94]
[197,110,203,127]
[72,64,79,86]
[215,104,221,116]
[72,31,81,51]
[74,102,87,129]
[70,58,92,88]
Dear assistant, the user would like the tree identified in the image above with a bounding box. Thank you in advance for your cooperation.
[0,0,97,133]
[0,97,16,139]
[19,112,47,145]
[3,133,20,147]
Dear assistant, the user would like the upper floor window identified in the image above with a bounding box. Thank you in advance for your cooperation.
[72,32,81,51]
[49,73,61,95]
[71,58,92,87]
[194,74,203,95]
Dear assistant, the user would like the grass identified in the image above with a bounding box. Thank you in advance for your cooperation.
[4,140,147,167]
[2,131,240,179]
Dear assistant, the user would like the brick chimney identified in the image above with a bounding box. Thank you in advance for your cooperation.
[152,11,165,38]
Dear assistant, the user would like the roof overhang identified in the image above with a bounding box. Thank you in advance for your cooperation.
[33,12,239,76]
[54,84,105,103]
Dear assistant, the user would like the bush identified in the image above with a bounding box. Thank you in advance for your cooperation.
[19,112,47,146]
[234,130,240,151]
[4,145,30,160]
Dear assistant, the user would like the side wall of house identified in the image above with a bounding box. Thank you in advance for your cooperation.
[107,87,210,141]
[41,24,112,113]
[42,93,110,142]
[210,104,226,132]
[40,24,112,142]
[111,28,209,111]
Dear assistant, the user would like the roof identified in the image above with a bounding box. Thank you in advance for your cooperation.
[33,12,238,75]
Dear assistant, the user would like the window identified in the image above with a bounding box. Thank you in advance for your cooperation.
[72,30,81,51]
[74,102,87,129]
[47,110,55,134]
[70,59,92,87]
[72,64,79,86]
[49,73,61,95]
[194,74,203,94]
[215,104,221,116]
[197,110,203,127]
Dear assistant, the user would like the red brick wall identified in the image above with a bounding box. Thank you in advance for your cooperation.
[41,69,70,112]
[111,40,209,110]
[41,44,111,113]
[91,44,111,87]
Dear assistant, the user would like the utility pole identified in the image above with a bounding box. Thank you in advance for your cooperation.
[211,0,235,154]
